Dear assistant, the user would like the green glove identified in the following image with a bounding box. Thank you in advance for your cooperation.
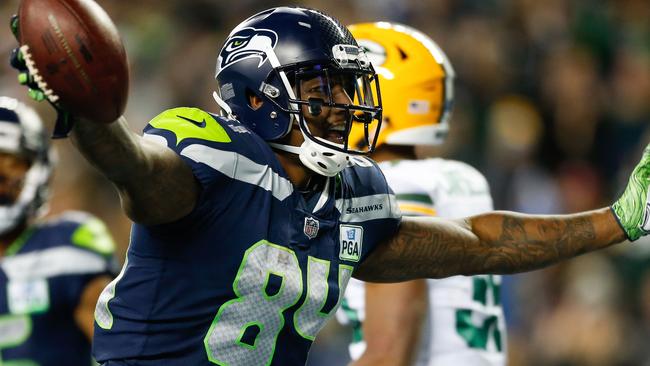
[612,145,650,241]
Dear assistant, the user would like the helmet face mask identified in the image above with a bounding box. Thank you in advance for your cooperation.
[0,96,52,235]
[214,7,383,177]
[291,65,382,154]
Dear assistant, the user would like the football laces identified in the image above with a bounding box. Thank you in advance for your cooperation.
[20,45,61,104]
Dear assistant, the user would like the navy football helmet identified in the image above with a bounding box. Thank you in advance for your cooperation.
[214,7,382,176]
[0,97,53,234]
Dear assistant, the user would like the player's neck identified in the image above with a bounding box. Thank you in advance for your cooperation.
[371,144,416,162]
[274,150,314,190]
[0,222,28,257]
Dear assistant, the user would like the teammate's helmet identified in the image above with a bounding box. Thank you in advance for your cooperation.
[214,7,382,176]
[0,97,53,235]
[348,22,455,148]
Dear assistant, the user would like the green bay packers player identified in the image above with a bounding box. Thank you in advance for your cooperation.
[8,6,650,366]
[337,23,505,366]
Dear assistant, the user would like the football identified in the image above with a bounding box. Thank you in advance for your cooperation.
[17,0,129,123]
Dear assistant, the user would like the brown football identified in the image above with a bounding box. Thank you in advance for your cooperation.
[18,0,129,123]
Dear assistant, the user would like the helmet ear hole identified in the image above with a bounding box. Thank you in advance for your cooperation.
[246,88,264,111]
[397,47,408,60]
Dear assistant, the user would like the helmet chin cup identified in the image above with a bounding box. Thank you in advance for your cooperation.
[0,207,21,235]
[298,137,349,177]
[269,135,349,177]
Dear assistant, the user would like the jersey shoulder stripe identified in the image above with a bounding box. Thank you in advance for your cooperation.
[48,211,116,256]
[143,108,290,200]
[1,246,111,281]
[2,211,114,281]
[180,143,293,201]
[337,157,401,223]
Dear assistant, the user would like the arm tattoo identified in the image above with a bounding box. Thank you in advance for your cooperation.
[71,118,198,224]
[355,209,623,282]
[487,215,597,273]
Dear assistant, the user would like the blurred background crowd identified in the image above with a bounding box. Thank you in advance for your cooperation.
[1,0,649,365]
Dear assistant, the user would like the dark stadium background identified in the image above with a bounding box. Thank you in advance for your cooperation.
[1,1,648,365]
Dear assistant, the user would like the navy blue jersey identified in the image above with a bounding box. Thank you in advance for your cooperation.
[0,212,116,366]
[93,108,401,365]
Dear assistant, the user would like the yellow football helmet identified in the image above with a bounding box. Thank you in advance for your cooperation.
[348,22,455,147]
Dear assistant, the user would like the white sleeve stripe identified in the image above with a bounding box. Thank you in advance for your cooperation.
[336,194,401,222]
[1,247,108,281]
[179,144,294,201]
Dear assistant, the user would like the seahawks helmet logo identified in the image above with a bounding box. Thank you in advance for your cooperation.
[219,27,278,71]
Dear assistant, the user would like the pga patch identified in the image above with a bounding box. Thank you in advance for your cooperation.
[339,225,363,262]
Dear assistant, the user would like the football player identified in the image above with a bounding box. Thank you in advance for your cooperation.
[0,96,116,365]
[8,6,650,366]
[336,23,506,366]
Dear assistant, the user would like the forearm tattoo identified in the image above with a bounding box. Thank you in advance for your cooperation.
[356,211,620,282]
[487,215,596,273]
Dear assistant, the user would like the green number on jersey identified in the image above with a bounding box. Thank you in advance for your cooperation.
[204,241,302,365]
[455,275,504,351]
[203,240,352,365]
[294,258,353,340]
[95,255,128,330]
[94,239,352,365]
[0,315,39,366]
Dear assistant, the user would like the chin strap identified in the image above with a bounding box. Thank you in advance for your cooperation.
[268,142,301,155]
[212,91,235,119]
[271,137,349,177]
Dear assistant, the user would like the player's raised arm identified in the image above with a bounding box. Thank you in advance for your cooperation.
[9,1,198,225]
[70,118,198,225]
[355,145,650,282]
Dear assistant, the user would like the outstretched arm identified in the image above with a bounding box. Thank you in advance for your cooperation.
[357,144,650,282]
[354,208,624,282]
[71,117,198,225]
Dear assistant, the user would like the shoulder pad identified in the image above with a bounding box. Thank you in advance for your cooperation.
[148,107,232,146]
[347,156,375,168]
[70,217,116,256]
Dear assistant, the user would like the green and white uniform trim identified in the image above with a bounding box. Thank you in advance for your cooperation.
[337,158,507,366]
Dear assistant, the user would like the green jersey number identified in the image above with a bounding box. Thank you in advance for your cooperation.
[203,240,353,365]
[0,315,39,366]
[455,275,504,351]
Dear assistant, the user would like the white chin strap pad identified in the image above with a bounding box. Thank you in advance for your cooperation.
[269,138,349,177]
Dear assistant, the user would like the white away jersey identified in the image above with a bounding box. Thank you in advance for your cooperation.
[337,158,507,366]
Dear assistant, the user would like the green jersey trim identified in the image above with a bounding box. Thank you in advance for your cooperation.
[71,218,116,256]
[5,228,35,257]
[149,107,232,146]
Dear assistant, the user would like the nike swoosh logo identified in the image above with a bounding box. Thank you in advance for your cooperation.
[177,115,206,128]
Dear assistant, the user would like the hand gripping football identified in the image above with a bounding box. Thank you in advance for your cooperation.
[17,0,129,123]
